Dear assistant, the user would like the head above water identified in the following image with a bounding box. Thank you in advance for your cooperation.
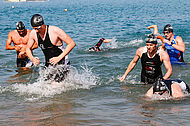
[31,14,44,27]
[163,24,173,33]
[145,34,157,44]
[153,79,169,94]
[16,21,25,30]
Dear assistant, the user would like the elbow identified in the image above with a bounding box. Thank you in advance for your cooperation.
[182,48,185,52]
[169,69,173,76]
[5,46,9,50]
[72,42,76,48]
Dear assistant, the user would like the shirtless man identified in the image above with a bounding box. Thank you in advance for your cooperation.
[148,24,185,65]
[26,14,76,82]
[6,21,38,67]
[120,34,172,84]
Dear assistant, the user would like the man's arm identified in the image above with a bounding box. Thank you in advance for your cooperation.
[160,50,172,79]
[103,39,112,43]
[26,30,40,65]
[171,83,184,98]
[120,48,142,82]
[5,32,21,51]
[49,26,76,66]
[172,36,185,52]
[147,25,159,35]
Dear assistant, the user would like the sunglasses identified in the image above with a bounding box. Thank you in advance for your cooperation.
[33,25,41,30]
[163,31,170,34]
[17,29,25,32]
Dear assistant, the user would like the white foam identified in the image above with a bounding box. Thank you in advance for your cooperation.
[104,37,118,49]
[124,39,144,47]
[151,94,171,100]
[9,64,99,101]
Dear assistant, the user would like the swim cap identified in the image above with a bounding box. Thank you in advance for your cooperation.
[31,14,44,27]
[163,24,173,33]
[145,34,157,44]
[153,79,168,93]
[16,21,25,30]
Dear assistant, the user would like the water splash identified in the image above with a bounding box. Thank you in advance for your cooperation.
[5,64,99,100]
[104,37,118,49]
[151,93,171,100]
[124,39,144,47]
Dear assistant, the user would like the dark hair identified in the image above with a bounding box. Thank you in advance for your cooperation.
[16,21,25,30]
[31,14,44,27]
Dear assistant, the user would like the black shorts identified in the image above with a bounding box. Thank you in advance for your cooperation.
[16,57,33,67]
[44,61,70,82]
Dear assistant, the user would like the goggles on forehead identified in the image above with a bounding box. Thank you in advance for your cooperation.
[33,25,41,30]
[153,79,170,95]
[145,38,157,44]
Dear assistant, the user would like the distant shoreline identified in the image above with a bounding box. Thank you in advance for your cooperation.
[5,0,47,2]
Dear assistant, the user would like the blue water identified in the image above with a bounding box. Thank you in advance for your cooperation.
[0,0,190,125]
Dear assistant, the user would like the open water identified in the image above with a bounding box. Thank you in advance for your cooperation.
[0,0,190,125]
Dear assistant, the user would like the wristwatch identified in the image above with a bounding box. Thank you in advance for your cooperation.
[171,41,174,46]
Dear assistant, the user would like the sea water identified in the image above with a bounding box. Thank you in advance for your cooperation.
[0,0,190,125]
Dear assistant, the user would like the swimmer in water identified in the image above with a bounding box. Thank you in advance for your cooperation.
[26,14,76,82]
[120,34,172,84]
[88,38,112,52]
[6,21,38,67]
[146,79,190,98]
[148,24,185,65]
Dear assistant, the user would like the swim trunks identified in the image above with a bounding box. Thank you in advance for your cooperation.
[16,57,33,67]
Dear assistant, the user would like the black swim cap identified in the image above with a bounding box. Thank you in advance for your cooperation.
[163,24,173,33]
[31,14,44,27]
[153,80,168,94]
[145,34,157,44]
[16,21,25,30]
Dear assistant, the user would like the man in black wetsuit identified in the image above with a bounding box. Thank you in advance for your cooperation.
[88,38,112,52]
[120,34,172,84]
[146,79,190,98]
[26,14,76,82]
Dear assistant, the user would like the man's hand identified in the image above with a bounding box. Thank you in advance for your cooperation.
[120,75,127,82]
[49,57,62,66]
[14,45,22,51]
[32,57,40,66]
[157,36,165,41]
[147,25,157,30]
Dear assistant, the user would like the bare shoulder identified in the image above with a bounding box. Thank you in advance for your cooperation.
[159,49,169,59]
[49,25,64,32]
[29,29,37,39]
[8,30,16,36]
[136,46,145,56]
[27,29,32,33]
[137,46,145,53]
[175,36,183,43]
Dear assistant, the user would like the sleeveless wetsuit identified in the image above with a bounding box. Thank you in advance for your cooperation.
[162,79,190,96]
[141,49,163,84]
[89,38,105,52]
[37,25,69,82]
[37,25,65,67]
[165,35,184,64]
